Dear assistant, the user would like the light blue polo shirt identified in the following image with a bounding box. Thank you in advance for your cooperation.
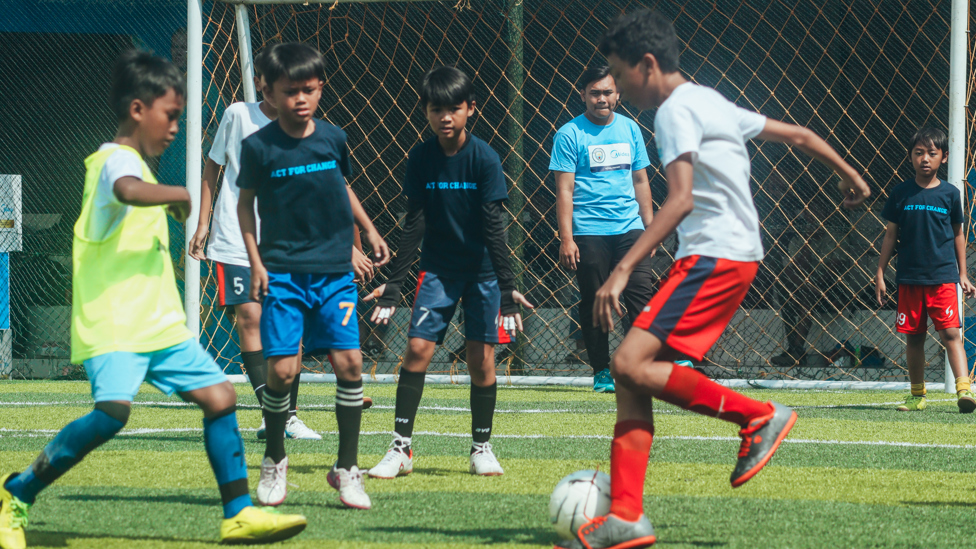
[549,113,651,236]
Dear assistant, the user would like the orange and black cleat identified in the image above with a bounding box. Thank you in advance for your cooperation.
[555,513,656,549]
[730,401,797,488]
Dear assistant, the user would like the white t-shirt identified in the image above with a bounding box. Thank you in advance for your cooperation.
[88,144,141,241]
[207,102,272,266]
[654,83,767,262]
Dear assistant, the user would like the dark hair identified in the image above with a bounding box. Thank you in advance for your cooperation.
[579,66,613,91]
[420,66,474,107]
[908,127,948,154]
[109,50,185,122]
[598,9,680,72]
[262,42,326,86]
[253,48,269,79]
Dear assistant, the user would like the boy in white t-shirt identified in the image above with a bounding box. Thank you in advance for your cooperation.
[188,52,372,440]
[554,10,872,549]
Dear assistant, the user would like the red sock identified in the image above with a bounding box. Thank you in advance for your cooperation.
[609,420,653,522]
[657,363,772,426]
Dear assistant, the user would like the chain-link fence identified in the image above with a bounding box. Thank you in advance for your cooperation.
[1,0,974,382]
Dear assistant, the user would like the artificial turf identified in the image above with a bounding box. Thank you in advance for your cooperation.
[2,381,975,548]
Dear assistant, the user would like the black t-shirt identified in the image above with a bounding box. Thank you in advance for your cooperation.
[238,119,353,274]
[404,134,508,280]
[881,179,963,285]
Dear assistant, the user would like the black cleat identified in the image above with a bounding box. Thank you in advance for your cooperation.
[555,513,656,549]
[730,401,796,488]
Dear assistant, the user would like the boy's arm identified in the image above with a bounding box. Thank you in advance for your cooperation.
[362,197,425,323]
[482,199,534,335]
[188,158,220,260]
[346,186,390,268]
[755,119,870,208]
[875,222,898,306]
[113,177,191,222]
[953,224,976,298]
[237,188,267,302]
[633,168,655,248]
[593,153,695,332]
[555,171,578,270]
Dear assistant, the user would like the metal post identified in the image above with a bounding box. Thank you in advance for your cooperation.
[185,0,203,335]
[505,0,527,373]
[236,5,257,103]
[946,0,969,392]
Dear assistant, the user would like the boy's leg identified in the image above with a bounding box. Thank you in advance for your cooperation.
[614,229,657,332]
[896,285,929,411]
[465,340,504,476]
[330,349,365,471]
[264,355,301,463]
[929,284,974,412]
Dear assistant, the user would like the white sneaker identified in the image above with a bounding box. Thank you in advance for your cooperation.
[469,441,503,476]
[368,435,413,479]
[256,456,288,506]
[285,416,322,440]
[327,465,371,509]
[256,417,267,440]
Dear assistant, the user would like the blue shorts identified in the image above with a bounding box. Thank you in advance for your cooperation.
[408,271,510,345]
[84,339,227,402]
[216,262,255,309]
[262,271,360,358]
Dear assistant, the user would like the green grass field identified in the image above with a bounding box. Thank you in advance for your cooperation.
[3,381,976,548]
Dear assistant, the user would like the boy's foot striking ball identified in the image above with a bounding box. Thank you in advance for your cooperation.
[550,470,611,540]
[730,402,798,487]
[554,514,656,549]
[219,506,308,545]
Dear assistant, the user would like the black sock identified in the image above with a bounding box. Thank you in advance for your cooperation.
[471,382,497,444]
[394,370,426,439]
[289,370,301,418]
[241,350,268,404]
[335,379,363,470]
[262,387,289,463]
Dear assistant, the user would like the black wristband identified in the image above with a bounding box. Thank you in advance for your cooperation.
[376,282,401,308]
[500,291,518,316]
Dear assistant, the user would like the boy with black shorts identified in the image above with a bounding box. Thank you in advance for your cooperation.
[364,66,533,479]
[0,50,306,549]
[556,11,871,548]
[876,127,976,413]
[237,43,390,510]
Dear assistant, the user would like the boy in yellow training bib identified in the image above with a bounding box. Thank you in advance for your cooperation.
[0,51,306,549]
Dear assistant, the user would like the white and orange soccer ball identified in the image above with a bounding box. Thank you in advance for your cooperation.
[548,470,611,540]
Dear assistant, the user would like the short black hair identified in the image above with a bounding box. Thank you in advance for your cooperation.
[908,127,948,154]
[420,66,474,107]
[262,42,326,86]
[579,66,613,91]
[599,9,680,72]
[253,48,269,79]
[109,50,185,122]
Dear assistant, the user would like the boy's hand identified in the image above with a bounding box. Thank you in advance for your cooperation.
[249,263,269,302]
[962,276,976,299]
[875,272,887,306]
[188,227,209,261]
[560,239,580,270]
[352,246,374,284]
[364,284,395,324]
[501,291,535,337]
[594,268,629,332]
[838,173,871,209]
[366,230,391,267]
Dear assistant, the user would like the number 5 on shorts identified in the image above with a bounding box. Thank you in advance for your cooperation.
[339,301,356,326]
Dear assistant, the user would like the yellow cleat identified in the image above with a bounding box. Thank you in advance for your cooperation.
[0,474,29,549]
[219,505,307,545]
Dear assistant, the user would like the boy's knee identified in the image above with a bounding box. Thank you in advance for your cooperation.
[940,328,962,342]
[94,401,130,427]
[406,338,436,361]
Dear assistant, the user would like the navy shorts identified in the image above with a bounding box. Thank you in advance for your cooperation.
[408,271,511,345]
[261,271,360,358]
[216,262,256,309]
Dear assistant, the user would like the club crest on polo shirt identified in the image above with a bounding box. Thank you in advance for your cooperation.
[588,143,632,173]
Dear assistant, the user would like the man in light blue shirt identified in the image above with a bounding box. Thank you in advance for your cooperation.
[549,66,656,393]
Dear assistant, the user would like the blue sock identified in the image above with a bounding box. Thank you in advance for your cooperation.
[5,409,123,504]
[203,408,252,519]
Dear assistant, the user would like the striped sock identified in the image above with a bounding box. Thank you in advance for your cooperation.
[262,388,290,463]
[335,379,364,470]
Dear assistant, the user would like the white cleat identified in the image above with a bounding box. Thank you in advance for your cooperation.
[368,435,413,479]
[327,465,372,510]
[469,441,504,476]
[285,416,322,440]
[256,456,288,506]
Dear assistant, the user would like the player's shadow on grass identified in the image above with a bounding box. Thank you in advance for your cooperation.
[58,493,221,506]
[27,530,212,546]
[904,501,976,508]
[366,525,554,545]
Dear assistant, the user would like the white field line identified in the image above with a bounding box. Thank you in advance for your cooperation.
[0,427,972,450]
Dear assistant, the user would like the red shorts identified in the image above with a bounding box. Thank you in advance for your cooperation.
[896,283,960,334]
[632,255,758,360]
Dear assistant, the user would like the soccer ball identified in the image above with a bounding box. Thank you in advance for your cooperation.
[549,469,611,540]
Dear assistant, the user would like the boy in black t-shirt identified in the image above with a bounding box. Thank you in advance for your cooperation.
[364,66,533,478]
[237,43,390,509]
[876,127,976,413]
